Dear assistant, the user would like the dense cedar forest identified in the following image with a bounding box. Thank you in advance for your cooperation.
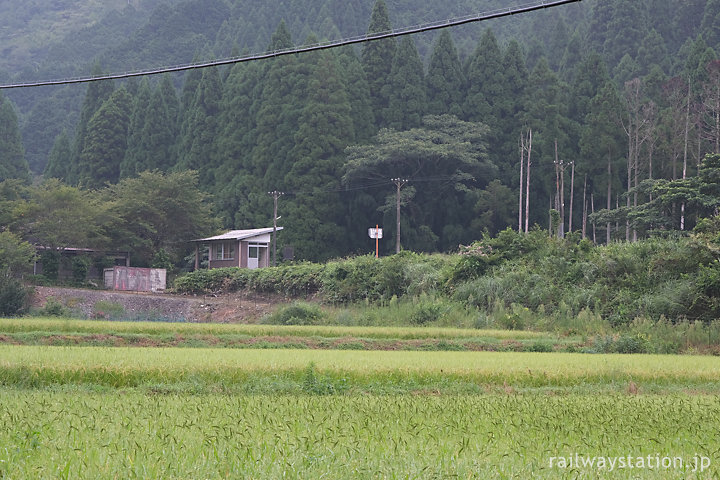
[1,0,720,262]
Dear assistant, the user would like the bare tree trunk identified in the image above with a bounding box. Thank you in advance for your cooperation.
[607,157,612,245]
[560,159,566,238]
[569,161,575,233]
[626,126,632,242]
[633,158,638,242]
[591,194,596,244]
[681,80,690,230]
[518,135,524,233]
[549,198,553,237]
[554,141,561,238]
[582,174,587,239]
[524,129,532,234]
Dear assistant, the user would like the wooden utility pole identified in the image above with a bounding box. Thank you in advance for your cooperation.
[391,178,408,254]
[268,190,283,266]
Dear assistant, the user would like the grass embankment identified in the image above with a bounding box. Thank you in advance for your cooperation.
[2,345,720,394]
[169,230,720,355]
[0,317,577,352]
[0,391,717,479]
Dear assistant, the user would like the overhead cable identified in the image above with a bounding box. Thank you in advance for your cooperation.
[0,0,581,89]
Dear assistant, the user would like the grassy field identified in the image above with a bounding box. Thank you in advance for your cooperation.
[3,345,720,394]
[1,318,719,478]
[0,390,717,479]
[0,317,579,352]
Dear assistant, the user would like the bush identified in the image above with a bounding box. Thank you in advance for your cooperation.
[264,302,324,326]
[71,255,91,285]
[0,277,31,316]
[39,297,70,317]
[409,300,444,325]
[41,251,60,281]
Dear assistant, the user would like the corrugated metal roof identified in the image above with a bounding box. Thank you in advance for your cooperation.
[193,227,283,242]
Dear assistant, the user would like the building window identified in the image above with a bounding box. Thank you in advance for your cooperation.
[214,242,235,260]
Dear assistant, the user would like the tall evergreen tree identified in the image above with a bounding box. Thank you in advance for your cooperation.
[337,47,375,143]
[602,0,648,66]
[43,130,72,180]
[579,81,625,242]
[215,58,266,226]
[76,87,132,189]
[142,84,176,171]
[283,47,355,260]
[176,66,223,188]
[425,31,465,117]
[251,23,305,193]
[637,29,669,75]
[464,29,505,185]
[385,36,426,131]
[159,74,180,140]
[0,93,30,183]
[464,29,504,123]
[496,40,529,185]
[701,0,720,50]
[68,63,114,185]
[523,57,573,228]
[361,0,397,128]
[120,78,152,178]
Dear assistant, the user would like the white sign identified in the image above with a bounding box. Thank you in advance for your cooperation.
[368,228,383,239]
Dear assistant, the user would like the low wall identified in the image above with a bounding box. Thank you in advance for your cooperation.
[104,267,166,292]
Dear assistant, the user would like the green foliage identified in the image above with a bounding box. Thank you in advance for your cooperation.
[108,170,217,266]
[76,87,132,188]
[40,251,60,281]
[151,249,173,270]
[0,93,30,183]
[265,302,324,326]
[0,276,30,316]
[0,230,35,277]
[409,298,445,325]
[71,256,91,285]
[172,268,236,294]
[93,300,125,320]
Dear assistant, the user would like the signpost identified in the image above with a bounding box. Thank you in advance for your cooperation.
[368,225,382,258]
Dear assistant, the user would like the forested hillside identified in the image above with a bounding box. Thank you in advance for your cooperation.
[1,0,720,263]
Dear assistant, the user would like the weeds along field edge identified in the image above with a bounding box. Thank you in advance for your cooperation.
[0,390,718,479]
[2,346,720,391]
[0,317,549,340]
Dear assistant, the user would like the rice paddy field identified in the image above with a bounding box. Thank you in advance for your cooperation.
[1,318,719,478]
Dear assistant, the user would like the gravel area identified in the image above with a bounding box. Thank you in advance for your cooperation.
[31,286,280,323]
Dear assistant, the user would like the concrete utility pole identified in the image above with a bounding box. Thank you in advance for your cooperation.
[268,190,283,266]
[391,178,408,254]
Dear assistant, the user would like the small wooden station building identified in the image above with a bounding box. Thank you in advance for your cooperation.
[192,228,282,270]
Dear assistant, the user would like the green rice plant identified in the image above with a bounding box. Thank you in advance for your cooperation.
[0,318,549,341]
[2,346,720,393]
[0,389,717,478]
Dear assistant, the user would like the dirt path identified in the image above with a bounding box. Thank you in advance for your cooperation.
[32,286,283,323]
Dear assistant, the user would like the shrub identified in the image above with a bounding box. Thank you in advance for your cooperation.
[0,277,31,316]
[41,251,60,281]
[71,255,91,285]
[409,300,444,325]
[93,300,125,320]
[39,297,70,317]
[265,302,324,326]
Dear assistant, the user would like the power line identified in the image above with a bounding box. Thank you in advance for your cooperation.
[0,0,581,90]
